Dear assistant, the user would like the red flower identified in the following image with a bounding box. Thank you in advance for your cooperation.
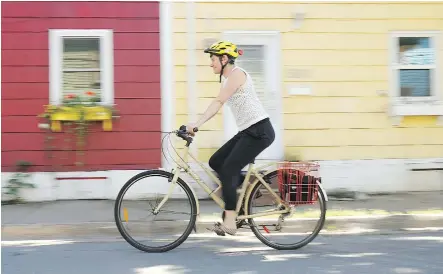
[66,94,76,99]
[238,49,244,56]
[86,91,95,96]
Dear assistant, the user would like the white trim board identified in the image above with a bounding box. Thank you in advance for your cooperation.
[49,29,114,105]
[186,1,199,157]
[160,2,175,170]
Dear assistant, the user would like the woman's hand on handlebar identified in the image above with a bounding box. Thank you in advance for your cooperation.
[185,123,198,136]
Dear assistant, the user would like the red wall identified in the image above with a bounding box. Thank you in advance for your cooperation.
[1,1,162,172]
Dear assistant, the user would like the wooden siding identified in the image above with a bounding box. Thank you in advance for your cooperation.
[1,1,162,172]
[171,1,443,162]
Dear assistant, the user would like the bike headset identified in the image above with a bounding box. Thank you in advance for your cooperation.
[203,41,243,83]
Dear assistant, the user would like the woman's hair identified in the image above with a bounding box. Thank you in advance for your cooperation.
[211,53,236,64]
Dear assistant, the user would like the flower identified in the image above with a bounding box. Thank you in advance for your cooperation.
[238,49,244,56]
[66,94,76,99]
[86,91,95,96]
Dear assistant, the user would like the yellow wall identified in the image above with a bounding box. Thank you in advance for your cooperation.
[171,2,443,162]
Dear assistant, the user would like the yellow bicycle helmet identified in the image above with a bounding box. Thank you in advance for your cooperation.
[204,41,243,83]
[204,41,242,58]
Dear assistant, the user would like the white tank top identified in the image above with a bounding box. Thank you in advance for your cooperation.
[222,66,269,131]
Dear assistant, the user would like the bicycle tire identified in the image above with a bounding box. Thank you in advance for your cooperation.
[114,169,197,253]
[247,171,327,250]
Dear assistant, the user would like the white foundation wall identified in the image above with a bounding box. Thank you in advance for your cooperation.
[1,158,442,202]
[319,158,443,193]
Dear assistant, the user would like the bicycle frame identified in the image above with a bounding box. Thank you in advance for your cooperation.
[157,141,291,221]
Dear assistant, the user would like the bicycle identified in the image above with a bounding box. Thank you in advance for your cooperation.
[114,125,328,253]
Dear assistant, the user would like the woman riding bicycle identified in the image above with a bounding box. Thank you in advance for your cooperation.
[185,41,275,236]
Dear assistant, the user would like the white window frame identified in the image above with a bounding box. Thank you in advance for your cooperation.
[49,29,114,106]
[222,30,284,161]
[389,31,443,118]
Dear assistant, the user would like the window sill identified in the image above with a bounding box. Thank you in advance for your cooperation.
[389,99,443,126]
[390,100,443,116]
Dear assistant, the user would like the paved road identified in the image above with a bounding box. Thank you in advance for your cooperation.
[2,231,443,274]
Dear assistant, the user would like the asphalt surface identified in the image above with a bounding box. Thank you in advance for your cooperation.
[2,230,443,274]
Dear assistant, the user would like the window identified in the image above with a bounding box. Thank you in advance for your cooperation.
[49,29,114,105]
[235,45,274,111]
[389,31,442,116]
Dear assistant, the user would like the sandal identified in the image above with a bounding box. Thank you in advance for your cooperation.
[206,222,237,236]
[207,222,225,236]
[218,222,237,236]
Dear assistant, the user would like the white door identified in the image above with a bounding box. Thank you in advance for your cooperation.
[222,31,284,161]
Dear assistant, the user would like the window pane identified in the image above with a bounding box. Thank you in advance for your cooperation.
[62,71,101,97]
[398,37,434,65]
[63,38,100,69]
[399,69,431,97]
[236,45,273,110]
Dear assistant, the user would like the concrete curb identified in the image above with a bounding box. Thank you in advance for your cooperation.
[2,213,443,240]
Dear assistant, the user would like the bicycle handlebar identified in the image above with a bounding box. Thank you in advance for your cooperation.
[175,125,198,147]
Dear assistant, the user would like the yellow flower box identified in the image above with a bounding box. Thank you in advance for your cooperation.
[49,106,81,121]
[40,105,115,132]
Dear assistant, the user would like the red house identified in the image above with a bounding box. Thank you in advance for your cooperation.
[1,1,164,201]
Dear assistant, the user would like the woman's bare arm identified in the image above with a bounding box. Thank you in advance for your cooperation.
[188,69,246,131]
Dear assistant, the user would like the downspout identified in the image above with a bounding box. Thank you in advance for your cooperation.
[186,1,198,156]
[160,1,174,170]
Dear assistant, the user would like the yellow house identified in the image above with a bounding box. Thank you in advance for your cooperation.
[163,1,443,194]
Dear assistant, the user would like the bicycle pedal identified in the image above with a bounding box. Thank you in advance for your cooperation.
[238,223,253,229]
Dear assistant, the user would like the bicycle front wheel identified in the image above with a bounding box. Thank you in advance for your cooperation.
[247,171,327,250]
[114,170,197,253]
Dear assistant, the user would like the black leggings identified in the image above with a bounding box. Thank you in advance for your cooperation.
[209,118,275,210]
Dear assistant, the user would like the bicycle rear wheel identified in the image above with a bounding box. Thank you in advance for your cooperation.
[114,170,197,253]
[247,171,327,250]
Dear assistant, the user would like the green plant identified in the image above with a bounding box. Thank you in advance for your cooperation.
[63,90,101,105]
[39,91,119,168]
[63,92,93,166]
[3,161,35,204]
